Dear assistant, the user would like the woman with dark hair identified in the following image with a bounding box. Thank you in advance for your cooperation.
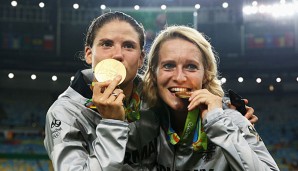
[44,11,159,171]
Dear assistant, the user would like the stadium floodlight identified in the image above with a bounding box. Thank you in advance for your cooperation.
[11,1,17,7]
[276,77,281,83]
[220,77,227,84]
[161,5,167,10]
[243,6,258,15]
[31,74,37,80]
[134,5,140,10]
[280,0,286,4]
[100,5,106,10]
[271,4,295,18]
[222,2,229,9]
[252,1,258,6]
[73,3,79,10]
[243,2,297,17]
[39,2,45,8]
[52,75,57,81]
[8,73,14,79]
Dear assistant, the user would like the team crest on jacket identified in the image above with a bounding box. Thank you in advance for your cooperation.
[51,119,62,140]
[51,119,61,128]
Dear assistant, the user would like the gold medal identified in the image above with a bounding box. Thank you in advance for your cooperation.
[94,59,126,85]
[175,91,192,99]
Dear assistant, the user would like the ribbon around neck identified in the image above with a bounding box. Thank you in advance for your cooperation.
[181,108,200,143]
[164,108,208,151]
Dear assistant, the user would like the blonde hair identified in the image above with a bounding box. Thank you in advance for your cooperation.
[143,25,224,107]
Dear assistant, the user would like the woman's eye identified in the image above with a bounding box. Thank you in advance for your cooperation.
[123,43,134,49]
[163,63,175,70]
[101,41,113,47]
[186,64,199,71]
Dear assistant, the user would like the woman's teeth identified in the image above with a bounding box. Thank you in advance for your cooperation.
[170,87,188,92]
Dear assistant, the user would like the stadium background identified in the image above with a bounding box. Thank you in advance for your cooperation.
[0,0,298,170]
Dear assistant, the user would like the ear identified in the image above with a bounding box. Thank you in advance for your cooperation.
[138,51,145,68]
[85,46,92,65]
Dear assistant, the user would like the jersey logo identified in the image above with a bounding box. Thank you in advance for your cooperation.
[51,119,61,128]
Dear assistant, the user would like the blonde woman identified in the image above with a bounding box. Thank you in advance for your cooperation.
[143,25,279,170]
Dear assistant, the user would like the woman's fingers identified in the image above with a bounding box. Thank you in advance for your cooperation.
[91,75,126,120]
[188,89,222,112]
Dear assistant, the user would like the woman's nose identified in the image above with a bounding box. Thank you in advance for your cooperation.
[112,45,124,62]
[173,68,187,83]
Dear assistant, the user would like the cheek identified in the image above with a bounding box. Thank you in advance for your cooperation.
[92,57,99,70]
[89,49,99,68]
[192,73,204,89]
[157,83,163,95]
[127,56,141,69]
[196,81,203,89]
[91,52,110,70]
[156,70,165,91]
[156,69,165,85]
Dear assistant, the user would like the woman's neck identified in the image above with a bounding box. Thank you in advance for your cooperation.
[170,108,189,136]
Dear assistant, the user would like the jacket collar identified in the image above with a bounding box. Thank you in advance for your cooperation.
[70,69,93,99]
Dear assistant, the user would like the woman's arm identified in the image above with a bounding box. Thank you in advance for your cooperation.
[203,108,279,171]
[44,106,129,171]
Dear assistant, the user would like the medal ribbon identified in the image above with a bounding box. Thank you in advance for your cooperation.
[181,108,200,142]
[123,85,141,122]
[163,108,208,151]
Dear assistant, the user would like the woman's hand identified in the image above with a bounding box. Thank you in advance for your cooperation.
[188,89,222,119]
[227,99,258,125]
[92,75,126,120]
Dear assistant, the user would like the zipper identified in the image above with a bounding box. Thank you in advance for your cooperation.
[136,121,144,170]
[172,145,177,171]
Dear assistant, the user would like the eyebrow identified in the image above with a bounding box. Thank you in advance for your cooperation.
[97,38,112,42]
[94,38,112,45]
[123,40,138,46]
[185,58,201,64]
[159,59,175,64]
[96,38,138,46]
[160,58,200,63]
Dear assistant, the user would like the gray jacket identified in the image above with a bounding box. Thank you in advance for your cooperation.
[156,107,280,171]
[44,69,279,171]
[44,69,159,171]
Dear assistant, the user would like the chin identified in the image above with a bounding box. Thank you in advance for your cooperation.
[161,91,186,108]
[166,99,186,111]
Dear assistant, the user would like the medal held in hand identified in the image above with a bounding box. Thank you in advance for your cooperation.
[94,59,126,85]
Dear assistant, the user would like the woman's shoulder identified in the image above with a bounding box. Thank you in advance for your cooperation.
[46,86,96,124]
[224,108,251,128]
